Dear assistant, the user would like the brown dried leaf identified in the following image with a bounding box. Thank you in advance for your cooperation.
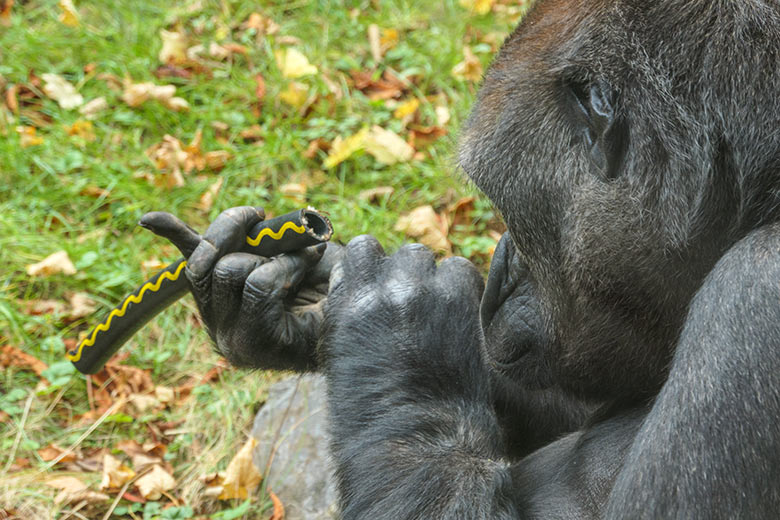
[135,464,176,500]
[48,475,109,505]
[304,138,330,159]
[80,184,110,198]
[37,444,76,463]
[121,81,188,111]
[21,299,66,316]
[239,124,264,143]
[197,177,224,212]
[26,250,77,277]
[452,46,483,82]
[269,489,285,520]
[255,73,266,105]
[100,453,136,490]
[408,125,448,149]
[359,186,394,203]
[67,292,96,319]
[394,205,451,253]
[350,69,408,101]
[1,0,13,26]
[218,437,262,499]
[15,125,43,147]
[241,12,280,35]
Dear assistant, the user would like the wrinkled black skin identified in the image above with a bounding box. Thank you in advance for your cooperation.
[146,0,780,517]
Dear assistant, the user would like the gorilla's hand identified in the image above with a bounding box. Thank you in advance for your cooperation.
[480,233,549,389]
[322,235,484,374]
[140,206,343,372]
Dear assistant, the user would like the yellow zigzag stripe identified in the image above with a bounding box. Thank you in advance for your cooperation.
[246,221,305,246]
[69,221,306,363]
[67,260,188,363]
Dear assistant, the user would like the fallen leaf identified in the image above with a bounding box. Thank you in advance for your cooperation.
[116,439,167,471]
[154,64,193,80]
[280,182,307,201]
[380,28,399,53]
[79,97,108,119]
[219,437,262,499]
[204,150,230,170]
[394,205,451,253]
[159,29,188,64]
[459,0,494,15]
[154,386,175,404]
[359,186,394,203]
[27,250,77,277]
[21,299,66,316]
[452,46,483,82]
[37,444,76,463]
[41,73,83,109]
[100,453,136,490]
[80,184,110,198]
[0,345,48,379]
[68,292,96,319]
[323,127,369,169]
[239,124,264,143]
[364,125,415,165]
[121,80,189,111]
[197,177,224,211]
[447,196,477,228]
[241,12,280,35]
[278,81,309,109]
[393,98,419,120]
[66,119,95,141]
[58,0,79,27]
[350,69,408,100]
[275,48,317,79]
[408,125,448,149]
[1,0,12,26]
[269,489,285,520]
[435,105,451,126]
[16,125,43,147]
[135,464,175,500]
[303,138,329,159]
[48,475,109,505]
[254,73,266,105]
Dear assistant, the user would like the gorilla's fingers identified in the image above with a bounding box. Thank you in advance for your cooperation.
[187,206,265,280]
[390,244,436,278]
[243,246,326,305]
[437,256,485,304]
[343,235,385,286]
[139,211,202,258]
[306,242,345,285]
[212,253,267,328]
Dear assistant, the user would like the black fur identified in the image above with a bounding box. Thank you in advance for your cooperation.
[320,0,780,517]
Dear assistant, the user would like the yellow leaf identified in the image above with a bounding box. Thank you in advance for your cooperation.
[459,0,494,15]
[394,205,451,253]
[275,48,318,79]
[66,119,95,141]
[380,28,399,52]
[393,98,419,120]
[218,437,262,500]
[278,81,309,108]
[159,29,188,64]
[135,464,176,500]
[452,46,483,82]
[99,453,135,490]
[323,127,369,169]
[435,105,451,126]
[26,251,77,277]
[364,125,414,165]
[58,0,79,27]
[15,125,43,147]
[41,73,83,109]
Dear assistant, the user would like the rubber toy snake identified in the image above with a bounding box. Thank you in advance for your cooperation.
[68,208,333,375]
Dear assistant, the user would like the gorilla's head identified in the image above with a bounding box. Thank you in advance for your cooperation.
[459,0,780,400]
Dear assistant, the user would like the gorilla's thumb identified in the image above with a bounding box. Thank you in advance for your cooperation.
[139,212,202,258]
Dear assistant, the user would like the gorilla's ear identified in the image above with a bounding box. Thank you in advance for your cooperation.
[565,76,625,180]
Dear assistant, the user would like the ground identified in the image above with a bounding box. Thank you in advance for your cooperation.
[0,1,524,518]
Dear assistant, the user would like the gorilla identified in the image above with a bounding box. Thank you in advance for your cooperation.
[142,0,780,517]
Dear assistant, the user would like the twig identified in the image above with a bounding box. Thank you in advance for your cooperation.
[59,500,88,520]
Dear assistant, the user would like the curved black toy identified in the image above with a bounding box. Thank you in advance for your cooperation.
[67,209,333,374]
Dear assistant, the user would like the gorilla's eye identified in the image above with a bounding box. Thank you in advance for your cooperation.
[563,75,625,180]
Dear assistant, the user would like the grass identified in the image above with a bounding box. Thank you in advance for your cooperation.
[0,0,521,518]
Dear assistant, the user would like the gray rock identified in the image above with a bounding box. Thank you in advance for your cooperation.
[252,374,338,519]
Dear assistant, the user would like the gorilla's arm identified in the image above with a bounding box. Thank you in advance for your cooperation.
[482,234,596,456]
[321,236,639,519]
